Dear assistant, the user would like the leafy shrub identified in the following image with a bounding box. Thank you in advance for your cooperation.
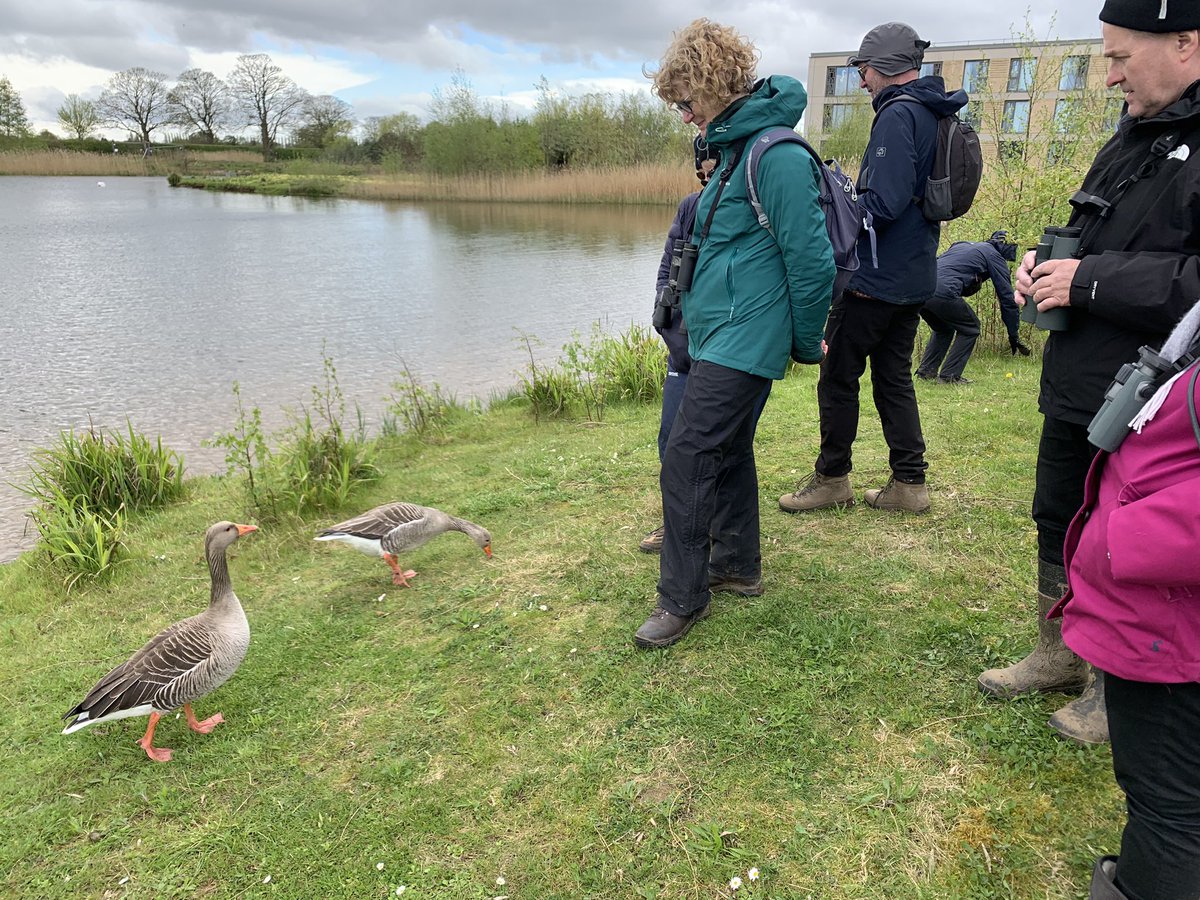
[210,348,379,519]
[167,171,182,186]
[386,361,477,438]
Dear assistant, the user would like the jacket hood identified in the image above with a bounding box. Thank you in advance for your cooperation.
[706,75,808,147]
[874,75,967,117]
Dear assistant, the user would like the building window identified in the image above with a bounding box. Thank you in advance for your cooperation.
[823,103,856,129]
[1007,57,1036,92]
[963,59,989,93]
[1002,99,1030,134]
[961,100,983,128]
[826,65,860,96]
[919,62,943,78]
[1060,55,1089,90]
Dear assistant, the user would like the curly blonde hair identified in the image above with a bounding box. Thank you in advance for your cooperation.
[647,18,759,114]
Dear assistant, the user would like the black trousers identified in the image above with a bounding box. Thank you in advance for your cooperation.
[916,290,981,381]
[816,291,928,483]
[658,360,768,617]
[1106,674,1200,899]
[1032,416,1099,567]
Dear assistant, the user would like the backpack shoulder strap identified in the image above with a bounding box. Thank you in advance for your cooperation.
[745,127,822,234]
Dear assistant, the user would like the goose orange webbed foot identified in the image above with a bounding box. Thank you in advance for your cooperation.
[186,704,224,734]
[137,713,173,762]
[392,568,418,587]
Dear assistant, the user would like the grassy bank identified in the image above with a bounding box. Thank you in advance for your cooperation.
[0,351,1120,899]
[0,148,262,177]
[175,163,696,205]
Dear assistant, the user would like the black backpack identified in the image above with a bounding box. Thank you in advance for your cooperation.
[744,127,875,302]
[883,96,983,222]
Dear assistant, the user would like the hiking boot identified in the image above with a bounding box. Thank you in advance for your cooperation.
[937,374,973,384]
[779,472,854,513]
[978,561,1089,698]
[863,477,930,513]
[708,573,763,596]
[639,524,665,554]
[915,369,937,381]
[1048,665,1109,744]
[633,601,711,649]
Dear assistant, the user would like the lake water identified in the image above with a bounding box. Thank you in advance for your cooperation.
[0,177,671,562]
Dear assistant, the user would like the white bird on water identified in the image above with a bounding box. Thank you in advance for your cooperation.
[96,181,105,187]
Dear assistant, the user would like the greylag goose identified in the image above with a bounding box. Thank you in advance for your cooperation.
[61,521,258,762]
[315,501,491,586]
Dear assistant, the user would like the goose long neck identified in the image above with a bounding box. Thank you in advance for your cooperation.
[207,543,234,606]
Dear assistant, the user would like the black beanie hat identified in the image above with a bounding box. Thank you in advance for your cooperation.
[1100,0,1200,33]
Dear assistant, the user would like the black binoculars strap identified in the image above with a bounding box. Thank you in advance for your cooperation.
[695,141,746,245]
[1077,130,1181,251]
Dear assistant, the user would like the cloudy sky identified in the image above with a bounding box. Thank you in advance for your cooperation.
[2,1,1102,137]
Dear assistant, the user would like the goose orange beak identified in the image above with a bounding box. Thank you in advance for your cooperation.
[484,546,493,558]
[235,523,258,536]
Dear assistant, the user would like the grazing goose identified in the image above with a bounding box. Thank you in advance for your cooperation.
[315,502,491,586]
[61,521,258,762]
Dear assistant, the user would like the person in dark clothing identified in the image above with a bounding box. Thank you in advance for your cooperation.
[978,0,1200,760]
[635,18,834,649]
[780,22,968,516]
[915,231,1029,384]
[641,134,772,554]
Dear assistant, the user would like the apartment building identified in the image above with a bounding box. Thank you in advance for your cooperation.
[805,37,1117,161]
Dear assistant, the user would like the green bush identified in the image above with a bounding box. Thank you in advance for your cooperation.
[28,495,126,589]
[20,422,185,517]
[386,362,477,438]
[166,171,182,186]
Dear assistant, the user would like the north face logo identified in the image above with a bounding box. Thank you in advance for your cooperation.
[876,147,887,157]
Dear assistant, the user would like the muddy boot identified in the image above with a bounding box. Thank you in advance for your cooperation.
[977,560,1088,698]
[863,477,930,513]
[778,472,854,513]
[1049,665,1110,744]
[1089,857,1127,899]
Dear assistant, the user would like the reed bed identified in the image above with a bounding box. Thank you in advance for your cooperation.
[0,148,260,176]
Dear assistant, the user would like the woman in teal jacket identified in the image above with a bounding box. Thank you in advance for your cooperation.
[635,18,835,649]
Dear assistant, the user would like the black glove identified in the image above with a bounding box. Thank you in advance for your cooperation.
[1009,336,1031,356]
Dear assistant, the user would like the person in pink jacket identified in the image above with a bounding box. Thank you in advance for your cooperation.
[1051,296,1200,899]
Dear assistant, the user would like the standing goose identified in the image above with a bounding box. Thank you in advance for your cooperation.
[315,501,491,586]
[61,521,258,762]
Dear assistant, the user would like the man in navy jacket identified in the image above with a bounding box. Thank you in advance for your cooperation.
[781,22,968,515]
[916,232,1029,384]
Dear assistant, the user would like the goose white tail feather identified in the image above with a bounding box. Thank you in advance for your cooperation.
[62,702,156,735]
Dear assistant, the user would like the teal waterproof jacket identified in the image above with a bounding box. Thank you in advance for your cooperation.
[683,75,835,379]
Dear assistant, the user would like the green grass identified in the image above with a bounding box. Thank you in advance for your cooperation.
[0,350,1120,899]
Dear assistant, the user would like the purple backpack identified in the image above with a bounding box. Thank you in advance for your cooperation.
[745,127,875,300]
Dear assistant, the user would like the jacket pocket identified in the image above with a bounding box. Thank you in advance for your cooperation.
[724,248,739,321]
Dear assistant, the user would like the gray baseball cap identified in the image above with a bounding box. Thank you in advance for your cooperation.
[848,22,930,76]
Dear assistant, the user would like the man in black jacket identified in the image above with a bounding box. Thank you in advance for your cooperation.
[915,232,1029,384]
[978,0,1200,750]
[779,22,968,516]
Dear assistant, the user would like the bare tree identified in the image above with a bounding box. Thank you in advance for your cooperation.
[228,54,307,158]
[168,68,230,144]
[0,75,31,137]
[295,94,355,148]
[56,94,101,139]
[96,67,172,147]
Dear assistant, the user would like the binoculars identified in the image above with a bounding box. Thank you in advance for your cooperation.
[652,239,700,333]
[1020,225,1082,332]
[1088,345,1170,452]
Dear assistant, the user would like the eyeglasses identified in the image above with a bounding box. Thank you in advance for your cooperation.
[856,65,868,80]
[673,98,695,116]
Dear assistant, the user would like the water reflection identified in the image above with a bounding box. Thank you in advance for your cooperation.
[0,177,674,562]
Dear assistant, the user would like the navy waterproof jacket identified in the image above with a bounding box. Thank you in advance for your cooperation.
[936,240,1019,341]
[848,76,969,305]
[654,192,701,373]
